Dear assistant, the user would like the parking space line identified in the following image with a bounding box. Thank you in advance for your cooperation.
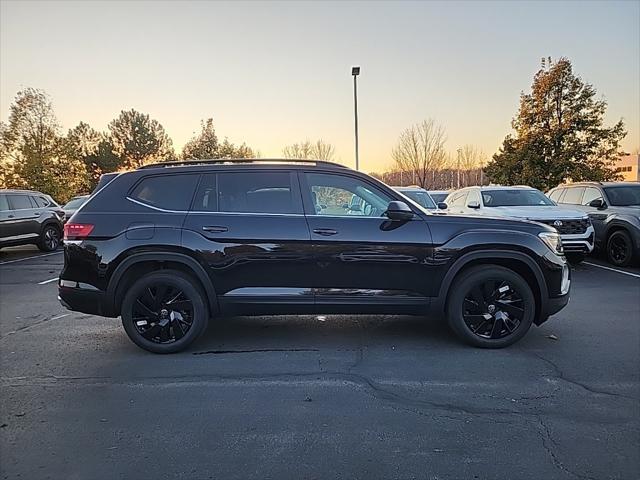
[583,262,640,279]
[0,251,62,266]
[38,277,59,285]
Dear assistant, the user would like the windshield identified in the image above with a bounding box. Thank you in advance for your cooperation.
[604,186,640,206]
[401,190,436,209]
[63,197,87,209]
[482,189,554,207]
[430,192,449,203]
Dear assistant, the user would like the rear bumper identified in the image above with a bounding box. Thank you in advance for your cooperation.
[58,281,115,317]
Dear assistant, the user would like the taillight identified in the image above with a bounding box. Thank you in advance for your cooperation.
[64,223,94,240]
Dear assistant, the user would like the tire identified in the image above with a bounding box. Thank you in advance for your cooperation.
[606,230,637,267]
[565,253,586,265]
[121,270,209,353]
[446,265,535,348]
[37,224,61,252]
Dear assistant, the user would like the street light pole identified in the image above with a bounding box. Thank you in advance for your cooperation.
[352,66,360,170]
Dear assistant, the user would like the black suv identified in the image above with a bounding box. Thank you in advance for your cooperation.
[59,160,570,353]
[548,182,640,266]
[0,189,64,251]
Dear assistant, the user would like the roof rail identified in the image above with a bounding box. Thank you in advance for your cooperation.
[138,158,349,170]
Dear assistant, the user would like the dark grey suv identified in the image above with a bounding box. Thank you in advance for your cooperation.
[548,182,640,266]
[0,189,64,251]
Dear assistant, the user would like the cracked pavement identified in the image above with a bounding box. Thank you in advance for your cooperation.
[0,247,639,479]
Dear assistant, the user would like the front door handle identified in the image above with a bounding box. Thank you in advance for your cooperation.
[313,228,338,236]
[202,226,228,233]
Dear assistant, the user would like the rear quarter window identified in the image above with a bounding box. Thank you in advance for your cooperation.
[130,174,200,211]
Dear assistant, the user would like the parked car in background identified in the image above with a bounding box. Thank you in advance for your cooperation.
[59,159,570,353]
[393,186,442,210]
[445,186,594,264]
[548,182,640,266]
[428,190,450,204]
[62,195,90,222]
[0,189,64,251]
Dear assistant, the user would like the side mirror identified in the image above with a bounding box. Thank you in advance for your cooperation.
[385,201,414,221]
[467,200,480,209]
[437,202,448,210]
[589,198,606,209]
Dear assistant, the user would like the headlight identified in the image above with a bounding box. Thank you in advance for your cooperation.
[539,231,563,254]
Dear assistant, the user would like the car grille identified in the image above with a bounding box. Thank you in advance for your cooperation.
[534,218,590,235]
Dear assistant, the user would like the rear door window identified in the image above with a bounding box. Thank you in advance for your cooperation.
[216,171,300,214]
[561,187,584,205]
[130,174,200,211]
[0,195,9,211]
[7,194,34,210]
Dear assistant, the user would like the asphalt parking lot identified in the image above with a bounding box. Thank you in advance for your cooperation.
[0,246,638,480]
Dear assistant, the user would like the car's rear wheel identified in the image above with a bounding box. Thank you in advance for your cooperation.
[121,270,208,353]
[37,224,61,252]
[446,265,535,348]
[565,253,586,265]
[606,230,636,267]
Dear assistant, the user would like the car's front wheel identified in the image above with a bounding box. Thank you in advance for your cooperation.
[606,230,636,267]
[37,224,61,251]
[446,265,535,348]
[121,270,209,353]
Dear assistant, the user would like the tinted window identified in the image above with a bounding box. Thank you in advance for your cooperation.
[0,195,8,211]
[306,173,392,217]
[401,190,436,209]
[604,185,640,206]
[218,171,298,214]
[561,187,584,205]
[429,192,449,203]
[131,175,199,211]
[8,194,33,210]
[482,189,554,207]
[582,187,603,206]
[192,174,217,212]
[548,188,564,202]
[63,197,88,209]
[32,196,50,208]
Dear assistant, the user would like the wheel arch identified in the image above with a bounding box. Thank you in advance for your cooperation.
[432,250,548,325]
[106,251,218,317]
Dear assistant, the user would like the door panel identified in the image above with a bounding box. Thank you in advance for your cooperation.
[182,170,314,313]
[6,194,39,240]
[300,171,434,309]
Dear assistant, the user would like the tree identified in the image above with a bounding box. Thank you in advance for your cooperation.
[0,88,88,201]
[457,145,487,186]
[108,109,174,169]
[182,118,219,159]
[282,139,336,160]
[485,57,627,190]
[181,118,256,159]
[391,119,447,188]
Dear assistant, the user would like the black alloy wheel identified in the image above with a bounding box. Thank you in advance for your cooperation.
[446,265,535,348]
[38,225,60,252]
[607,230,634,267]
[121,270,208,353]
[462,280,523,340]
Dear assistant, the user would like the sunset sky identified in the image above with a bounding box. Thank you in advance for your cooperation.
[1,0,638,172]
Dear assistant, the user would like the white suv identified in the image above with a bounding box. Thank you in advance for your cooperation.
[445,186,595,263]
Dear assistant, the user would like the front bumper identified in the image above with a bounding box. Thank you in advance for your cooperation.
[561,227,595,254]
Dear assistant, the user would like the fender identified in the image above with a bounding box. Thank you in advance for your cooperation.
[430,248,549,317]
[106,251,218,316]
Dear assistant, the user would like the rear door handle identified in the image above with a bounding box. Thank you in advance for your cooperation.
[313,228,338,236]
[202,225,228,233]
